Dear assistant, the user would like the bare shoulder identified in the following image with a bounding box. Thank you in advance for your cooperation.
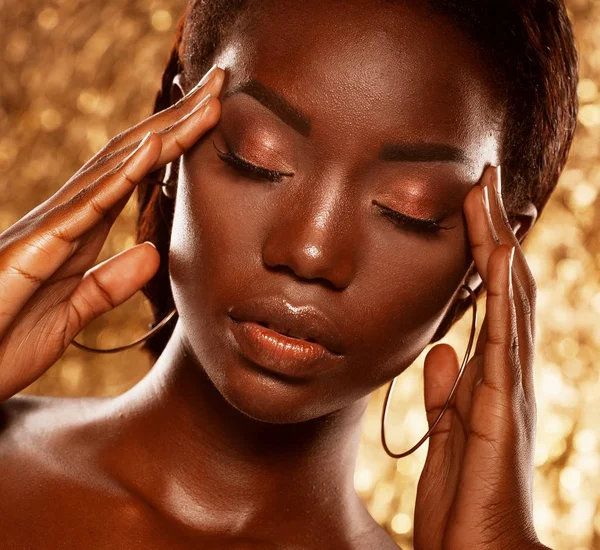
[0,395,169,547]
[0,393,112,448]
[0,393,115,499]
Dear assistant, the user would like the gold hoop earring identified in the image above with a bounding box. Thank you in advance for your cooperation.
[70,308,178,354]
[381,285,478,459]
[71,164,179,354]
[161,161,177,199]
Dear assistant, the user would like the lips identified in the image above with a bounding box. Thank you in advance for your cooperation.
[227,296,345,355]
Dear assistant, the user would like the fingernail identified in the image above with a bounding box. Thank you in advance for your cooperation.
[482,185,491,216]
[179,93,212,123]
[482,185,501,245]
[138,131,153,147]
[193,63,219,92]
[492,165,502,202]
[129,131,152,158]
[495,165,502,195]
[508,246,515,298]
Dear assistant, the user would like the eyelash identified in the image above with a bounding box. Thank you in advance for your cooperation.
[373,201,456,234]
[212,140,456,235]
[213,140,291,183]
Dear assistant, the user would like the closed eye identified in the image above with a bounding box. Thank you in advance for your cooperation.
[213,140,293,183]
[373,200,456,234]
[213,140,455,236]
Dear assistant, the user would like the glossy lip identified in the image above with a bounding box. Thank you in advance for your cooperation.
[227,296,345,354]
[227,297,345,378]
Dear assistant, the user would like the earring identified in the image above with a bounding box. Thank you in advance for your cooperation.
[381,285,478,458]
[70,308,178,354]
[161,161,177,199]
[70,161,180,353]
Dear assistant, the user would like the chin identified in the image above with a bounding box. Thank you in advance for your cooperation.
[178,308,348,424]
[203,350,345,424]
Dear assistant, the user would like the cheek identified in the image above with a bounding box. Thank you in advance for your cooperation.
[345,231,469,386]
[168,163,259,319]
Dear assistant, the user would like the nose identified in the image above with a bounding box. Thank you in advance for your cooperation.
[261,190,358,290]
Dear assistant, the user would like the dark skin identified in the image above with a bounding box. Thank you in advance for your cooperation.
[0,1,549,548]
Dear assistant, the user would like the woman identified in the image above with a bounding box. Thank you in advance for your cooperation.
[0,0,578,548]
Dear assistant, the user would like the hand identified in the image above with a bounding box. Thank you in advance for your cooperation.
[413,166,548,550]
[0,65,225,402]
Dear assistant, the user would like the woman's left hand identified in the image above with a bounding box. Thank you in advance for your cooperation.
[413,166,550,550]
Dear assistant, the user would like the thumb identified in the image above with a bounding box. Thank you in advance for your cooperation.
[63,242,160,345]
[414,343,463,550]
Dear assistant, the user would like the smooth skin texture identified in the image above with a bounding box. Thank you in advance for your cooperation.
[0,2,548,549]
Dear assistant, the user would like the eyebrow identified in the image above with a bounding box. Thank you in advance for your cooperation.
[223,78,469,164]
[223,79,312,137]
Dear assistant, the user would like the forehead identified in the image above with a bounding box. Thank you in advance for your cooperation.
[207,0,501,174]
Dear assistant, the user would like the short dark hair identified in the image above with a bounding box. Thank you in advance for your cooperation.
[135,0,579,361]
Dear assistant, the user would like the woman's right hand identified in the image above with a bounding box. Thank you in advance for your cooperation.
[0,65,225,402]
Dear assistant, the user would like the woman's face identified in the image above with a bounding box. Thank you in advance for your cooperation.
[169,0,502,423]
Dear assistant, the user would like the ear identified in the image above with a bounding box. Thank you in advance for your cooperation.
[461,199,538,297]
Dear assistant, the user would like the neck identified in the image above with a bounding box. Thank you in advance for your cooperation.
[103,321,372,542]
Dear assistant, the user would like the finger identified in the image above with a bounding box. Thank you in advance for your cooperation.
[464,168,536,401]
[425,342,479,440]
[480,244,522,397]
[423,343,461,432]
[415,344,466,550]
[0,132,158,336]
[470,168,536,399]
[464,167,536,328]
[78,79,221,185]
[75,91,217,237]
[63,242,160,347]
[46,131,161,242]
[78,64,225,176]
[482,168,536,400]
[12,66,224,223]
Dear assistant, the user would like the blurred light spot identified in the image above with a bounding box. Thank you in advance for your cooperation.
[561,467,582,491]
[569,182,598,210]
[535,443,549,466]
[37,7,59,30]
[391,513,412,535]
[86,124,109,152]
[575,430,597,454]
[151,10,172,32]
[560,168,584,189]
[534,503,554,529]
[549,439,567,460]
[557,337,579,358]
[374,482,395,506]
[556,258,583,283]
[354,467,375,493]
[579,104,600,127]
[77,89,100,115]
[40,108,62,131]
[577,78,598,101]
[5,30,29,64]
[0,140,18,171]
[541,369,565,399]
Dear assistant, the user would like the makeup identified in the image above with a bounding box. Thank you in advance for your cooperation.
[228,317,344,379]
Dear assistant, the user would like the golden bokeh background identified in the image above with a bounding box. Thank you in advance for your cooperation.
[1,1,599,548]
